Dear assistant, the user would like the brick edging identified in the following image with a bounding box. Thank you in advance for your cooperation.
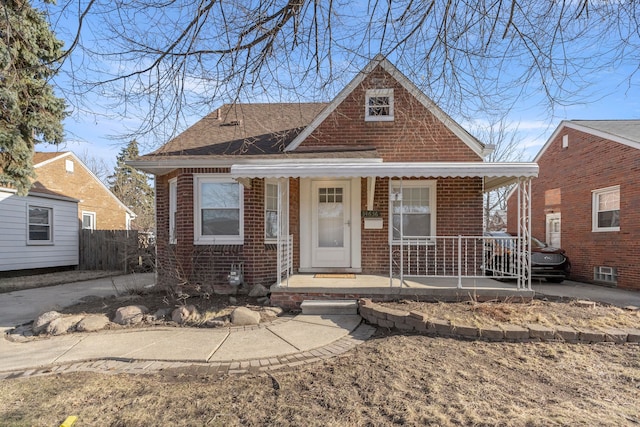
[358,299,640,344]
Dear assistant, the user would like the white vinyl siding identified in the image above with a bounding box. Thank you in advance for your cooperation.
[592,186,620,232]
[0,190,78,271]
[194,175,244,245]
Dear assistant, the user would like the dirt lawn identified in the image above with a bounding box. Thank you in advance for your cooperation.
[1,295,640,426]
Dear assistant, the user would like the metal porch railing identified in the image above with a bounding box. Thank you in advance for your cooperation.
[389,235,529,290]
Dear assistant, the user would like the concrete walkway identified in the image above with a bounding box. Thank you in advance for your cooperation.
[0,314,374,378]
[0,273,155,329]
[533,279,640,308]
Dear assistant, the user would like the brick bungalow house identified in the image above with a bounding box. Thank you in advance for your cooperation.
[507,120,640,290]
[131,56,538,304]
[33,152,135,230]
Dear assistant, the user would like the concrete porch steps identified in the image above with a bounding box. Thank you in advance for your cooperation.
[300,299,359,315]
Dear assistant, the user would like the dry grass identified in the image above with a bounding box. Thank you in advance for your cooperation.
[382,299,640,330]
[1,332,639,426]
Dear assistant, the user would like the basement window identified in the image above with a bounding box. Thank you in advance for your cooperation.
[365,89,394,121]
[594,266,617,284]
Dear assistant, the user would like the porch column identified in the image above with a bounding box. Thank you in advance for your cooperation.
[516,178,532,291]
[276,178,291,286]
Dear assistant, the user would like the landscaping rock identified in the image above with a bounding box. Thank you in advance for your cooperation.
[231,307,261,326]
[172,305,199,324]
[33,311,63,335]
[46,315,85,336]
[153,308,173,321]
[113,305,149,325]
[257,296,270,305]
[229,296,238,305]
[263,307,284,317]
[249,284,269,298]
[76,314,110,332]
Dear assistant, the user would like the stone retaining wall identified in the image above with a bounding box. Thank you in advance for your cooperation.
[358,299,640,344]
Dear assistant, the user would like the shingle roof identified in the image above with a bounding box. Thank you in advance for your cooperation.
[569,120,640,144]
[143,103,329,159]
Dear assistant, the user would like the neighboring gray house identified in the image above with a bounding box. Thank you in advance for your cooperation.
[0,182,79,273]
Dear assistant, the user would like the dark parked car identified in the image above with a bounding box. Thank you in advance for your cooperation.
[484,232,571,283]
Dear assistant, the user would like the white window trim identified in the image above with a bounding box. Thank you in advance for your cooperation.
[594,266,618,284]
[193,174,244,245]
[169,178,177,244]
[389,179,437,244]
[27,204,54,245]
[82,211,96,230]
[264,179,278,243]
[592,185,620,232]
[365,88,394,122]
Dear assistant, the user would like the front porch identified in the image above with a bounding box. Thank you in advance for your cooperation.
[270,274,535,310]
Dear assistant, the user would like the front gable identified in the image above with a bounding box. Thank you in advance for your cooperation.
[287,56,488,162]
[34,152,135,229]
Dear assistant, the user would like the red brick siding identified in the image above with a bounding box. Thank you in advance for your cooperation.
[156,169,277,291]
[507,127,640,290]
[298,66,482,162]
[360,177,483,275]
[35,156,129,230]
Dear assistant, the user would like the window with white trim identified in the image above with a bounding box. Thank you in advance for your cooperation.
[27,205,53,244]
[594,266,617,284]
[82,211,96,230]
[194,175,243,244]
[265,180,278,241]
[389,180,436,242]
[592,186,620,232]
[365,89,394,121]
[169,178,177,244]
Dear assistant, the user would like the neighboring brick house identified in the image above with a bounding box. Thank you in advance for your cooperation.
[131,56,537,295]
[33,152,135,230]
[506,120,640,290]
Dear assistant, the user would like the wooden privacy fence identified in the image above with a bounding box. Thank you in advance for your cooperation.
[79,230,155,272]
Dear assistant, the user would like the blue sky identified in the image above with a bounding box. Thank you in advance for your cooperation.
[40,2,640,173]
[48,68,638,173]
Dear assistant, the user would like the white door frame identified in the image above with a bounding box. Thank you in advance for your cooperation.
[546,212,561,248]
[299,177,362,272]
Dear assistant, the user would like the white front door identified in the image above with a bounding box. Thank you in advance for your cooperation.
[546,213,561,248]
[311,180,351,268]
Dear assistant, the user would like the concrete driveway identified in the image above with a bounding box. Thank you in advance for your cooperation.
[533,279,640,308]
[0,273,155,329]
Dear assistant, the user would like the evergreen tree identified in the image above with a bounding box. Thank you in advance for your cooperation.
[0,0,67,195]
[108,140,155,231]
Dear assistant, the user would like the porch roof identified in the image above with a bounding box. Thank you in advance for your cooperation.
[230,161,538,191]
